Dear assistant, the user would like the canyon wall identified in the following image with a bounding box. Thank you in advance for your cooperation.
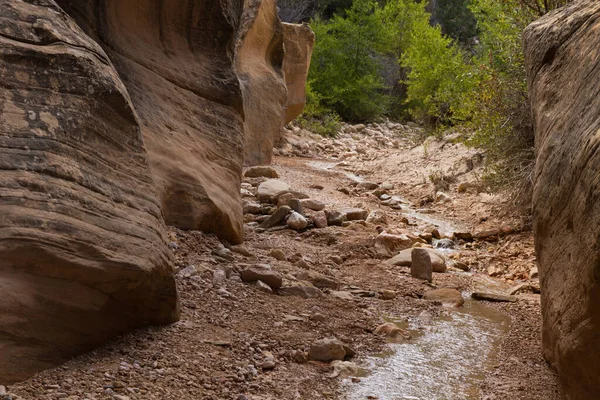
[0,0,303,383]
[524,1,600,398]
[0,0,179,383]
[57,0,249,244]
[237,0,288,166]
[282,23,315,125]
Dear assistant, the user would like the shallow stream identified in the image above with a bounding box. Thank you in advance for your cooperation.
[345,300,510,400]
[307,159,512,400]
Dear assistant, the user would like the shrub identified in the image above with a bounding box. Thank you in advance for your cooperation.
[295,83,342,137]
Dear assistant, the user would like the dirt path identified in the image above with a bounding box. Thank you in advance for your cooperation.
[8,125,561,400]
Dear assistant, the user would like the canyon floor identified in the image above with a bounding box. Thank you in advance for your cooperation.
[8,124,563,400]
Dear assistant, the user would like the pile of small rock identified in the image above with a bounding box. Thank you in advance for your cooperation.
[242,166,371,233]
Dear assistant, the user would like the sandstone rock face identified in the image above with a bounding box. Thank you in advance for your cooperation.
[0,0,178,383]
[524,2,600,397]
[282,23,316,124]
[58,0,287,244]
[238,0,288,166]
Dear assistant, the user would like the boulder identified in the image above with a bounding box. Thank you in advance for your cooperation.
[375,233,413,257]
[287,211,308,231]
[259,205,291,229]
[241,266,283,290]
[282,23,315,124]
[366,210,387,225]
[423,289,464,307]
[308,338,353,362]
[288,199,304,214]
[342,208,369,221]
[311,211,328,229]
[0,1,179,383]
[300,199,326,211]
[257,180,292,202]
[411,249,432,282]
[524,2,600,397]
[244,166,279,179]
[385,248,447,273]
[325,210,347,226]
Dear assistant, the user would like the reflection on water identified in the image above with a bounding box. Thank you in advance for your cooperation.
[346,300,510,400]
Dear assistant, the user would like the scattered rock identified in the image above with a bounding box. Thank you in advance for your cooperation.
[411,248,433,282]
[241,266,283,290]
[375,232,413,256]
[243,200,262,214]
[508,282,540,295]
[423,288,464,307]
[385,248,447,272]
[529,266,539,280]
[231,245,252,257]
[452,261,470,272]
[331,291,354,301]
[300,198,326,211]
[257,179,291,202]
[453,231,473,241]
[287,211,308,231]
[277,192,295,208]
[308,338,353,362]
[366,210,387,225]
[358,181,379,190]
[342,208,369,221]
[435,238,456,249]
[374,323,410,340]
[178,265,197,278]
[471,292,518,303]
[252,280,274,294]
[435,191,451,203]
[325,210,347,226]
[279,283,324,298]
[380,290,396,300]
[269,249,287,261]
[259,205,291,229]
[288,199,304,213]
[311,211,328,228]
[329,360,359,378]
[244,166,279,178]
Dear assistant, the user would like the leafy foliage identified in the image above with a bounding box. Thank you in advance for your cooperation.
[307,0,395,121]
[295,83,342,137]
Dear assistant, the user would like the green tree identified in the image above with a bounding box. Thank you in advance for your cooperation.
[384,0,473,123]
[308,0,395,121]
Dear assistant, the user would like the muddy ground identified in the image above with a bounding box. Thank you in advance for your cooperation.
[8,123,562,400]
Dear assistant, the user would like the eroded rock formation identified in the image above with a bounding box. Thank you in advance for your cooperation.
[57,0,250,244]
[0,0,179,383]
[237,0,288,167]
[282,23,315,124]
[524,1,600,398]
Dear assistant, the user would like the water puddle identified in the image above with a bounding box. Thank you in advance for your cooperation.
[345,300,510,400]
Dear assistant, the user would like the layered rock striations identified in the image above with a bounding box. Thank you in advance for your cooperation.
[524,1,600,398]
[57,0,249,243]
[0,0,179,383]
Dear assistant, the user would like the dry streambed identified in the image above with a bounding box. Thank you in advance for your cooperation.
[5,125,560,400]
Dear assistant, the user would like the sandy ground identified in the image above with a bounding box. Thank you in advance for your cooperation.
[7,124,562,400]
